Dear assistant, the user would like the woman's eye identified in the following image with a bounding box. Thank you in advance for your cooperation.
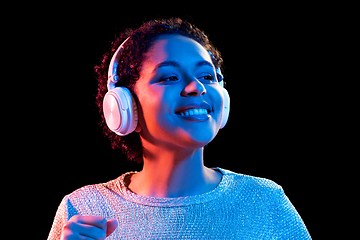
[160,76,179,82]
[199,74,215,82]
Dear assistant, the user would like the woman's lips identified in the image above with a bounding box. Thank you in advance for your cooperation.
[174,102,212,121]
[177,108,209,116]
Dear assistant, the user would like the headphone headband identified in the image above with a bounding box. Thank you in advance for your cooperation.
[107,37,130,91]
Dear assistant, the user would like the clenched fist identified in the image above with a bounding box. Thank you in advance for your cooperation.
[61,215,118,240]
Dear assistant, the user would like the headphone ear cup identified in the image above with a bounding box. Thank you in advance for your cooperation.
[220,87,230,129]
[103,87,138,136]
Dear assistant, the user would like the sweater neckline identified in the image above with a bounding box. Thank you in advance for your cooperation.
[113,167,231,207]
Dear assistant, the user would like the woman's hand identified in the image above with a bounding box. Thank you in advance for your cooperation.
[61,215,118,240]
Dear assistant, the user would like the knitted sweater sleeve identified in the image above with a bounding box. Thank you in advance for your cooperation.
[272,186,312,239]
[47,195,79,240]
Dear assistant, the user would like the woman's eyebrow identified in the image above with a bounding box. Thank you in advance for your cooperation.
[153,61,179,73]
[152,60,214,73]
[196,60,214,69]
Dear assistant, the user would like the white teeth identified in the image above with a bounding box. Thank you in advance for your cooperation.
[178,108,208,116]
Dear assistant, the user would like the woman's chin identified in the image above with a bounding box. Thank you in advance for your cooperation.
[177,126,219,148]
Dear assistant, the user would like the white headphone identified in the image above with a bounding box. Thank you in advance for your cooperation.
[103,37,138,136]
[103,37,230,136]
[218,69,230,129]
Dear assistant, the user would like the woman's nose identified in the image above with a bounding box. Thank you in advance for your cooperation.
[181,78,206,97]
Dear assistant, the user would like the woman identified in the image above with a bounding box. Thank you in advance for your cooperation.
[48,18,311,239]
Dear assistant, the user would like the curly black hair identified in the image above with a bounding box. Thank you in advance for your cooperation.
[94,18,223,163]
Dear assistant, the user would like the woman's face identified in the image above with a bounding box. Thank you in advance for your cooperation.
[134,34,224,150]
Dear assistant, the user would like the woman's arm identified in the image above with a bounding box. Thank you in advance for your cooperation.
[272,187,312,239]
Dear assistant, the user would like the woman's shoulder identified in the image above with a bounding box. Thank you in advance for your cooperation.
[217,167,284,197]
[62,183,106,206]
[68,175,124,198]
[63,176,122,204]
[59,177,124,217]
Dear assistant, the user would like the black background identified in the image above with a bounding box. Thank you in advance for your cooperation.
[21,4,338,239]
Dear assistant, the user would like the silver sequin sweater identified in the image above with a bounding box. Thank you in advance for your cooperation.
[48,168,311,239]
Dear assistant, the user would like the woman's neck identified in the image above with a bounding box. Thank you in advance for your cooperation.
[128,146,221,198]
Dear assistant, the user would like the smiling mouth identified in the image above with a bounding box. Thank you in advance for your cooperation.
[174,102,212,121]
[176,108,210,116]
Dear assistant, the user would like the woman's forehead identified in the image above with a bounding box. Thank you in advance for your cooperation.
[144,34,212,67]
